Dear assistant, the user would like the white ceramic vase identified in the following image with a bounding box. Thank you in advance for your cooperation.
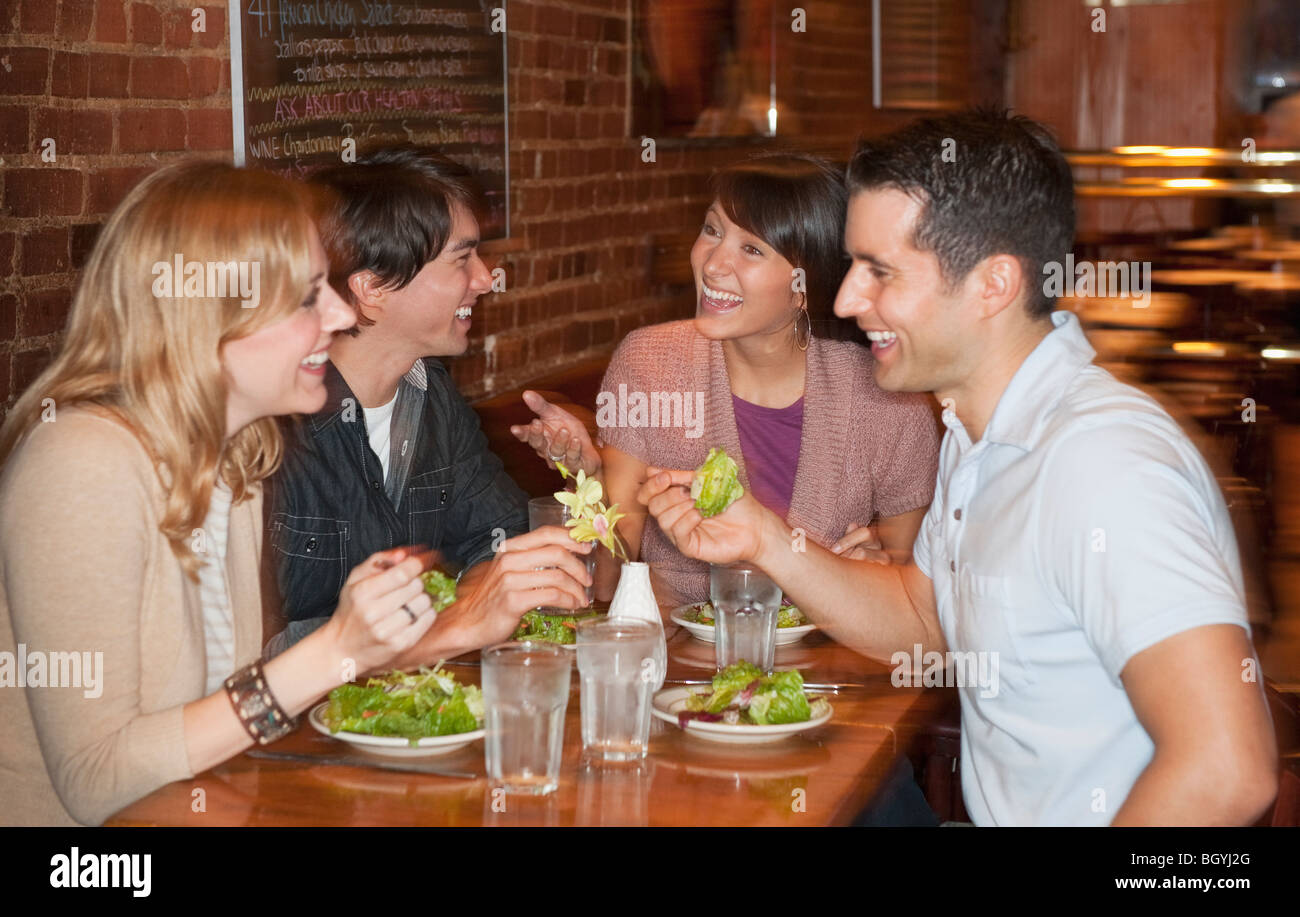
[607,561,667,690]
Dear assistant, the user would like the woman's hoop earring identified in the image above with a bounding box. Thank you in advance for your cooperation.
[795,306,811,352]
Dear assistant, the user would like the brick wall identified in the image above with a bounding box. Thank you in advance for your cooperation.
[0,0,972,418]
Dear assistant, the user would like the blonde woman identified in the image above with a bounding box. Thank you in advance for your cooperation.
[0,162,583,826]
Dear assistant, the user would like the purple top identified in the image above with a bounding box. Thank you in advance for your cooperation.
[731,394,804,520]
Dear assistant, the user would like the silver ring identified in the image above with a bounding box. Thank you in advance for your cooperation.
[548,452,565,463]
[401,603,417,624]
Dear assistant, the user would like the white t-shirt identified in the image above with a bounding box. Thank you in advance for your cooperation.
[199,481,235,695]
[913,311,1249,826]
[363,392,399,482]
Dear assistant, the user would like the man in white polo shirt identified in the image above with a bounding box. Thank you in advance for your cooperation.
[637,109,1278,825]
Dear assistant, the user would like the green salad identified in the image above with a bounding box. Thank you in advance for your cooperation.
[511,609,603,645]
[691,447,744,518]
[421,570,458,612]
[680,662,829,727]
[685,602,807,628]
[322,665,483,744]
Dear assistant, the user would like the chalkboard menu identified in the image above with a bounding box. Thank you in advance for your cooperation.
[231,1,509,238]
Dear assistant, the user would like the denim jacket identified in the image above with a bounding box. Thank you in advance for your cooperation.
[262,357,528,654]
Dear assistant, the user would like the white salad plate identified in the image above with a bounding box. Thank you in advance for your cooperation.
[651,686,832,744]
[308,702,485,758]
[670,603,817,646]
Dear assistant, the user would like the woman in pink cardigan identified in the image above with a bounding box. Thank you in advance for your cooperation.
[513,154,940,605]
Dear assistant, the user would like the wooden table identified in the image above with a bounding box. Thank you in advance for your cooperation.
[106,624,951,827]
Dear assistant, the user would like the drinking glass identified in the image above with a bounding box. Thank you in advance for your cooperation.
[481,642,571,795]
[575,617,658,761]
[528,496,596,608]
[709,562,782,672]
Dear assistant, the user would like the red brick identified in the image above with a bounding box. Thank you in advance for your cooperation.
[0,291,16,340]
[20,227,70,276]
[130,1,161,44]
[129,55,189,98]
[12,347,54,397]
[95,0,128,42]
[0,46,50,94]
[194,5,224,49]
[69,221,100,268]
[33,107,114,155]
[0,106,29,153]
[163,7,192,48]
[50,50,89,98]
[0,230,13,277]
[0,351,11,407]
[87,165,150,212]
[57,0,94,39]
[186,107,230,150]
[88,52,130,98]
[18,0,55,32]
[5,169,83,217]
[119,107,185,152]
[21,287,72,336]
[188,55,223,97]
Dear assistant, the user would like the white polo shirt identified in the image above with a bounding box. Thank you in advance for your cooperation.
[913,310,1249,826]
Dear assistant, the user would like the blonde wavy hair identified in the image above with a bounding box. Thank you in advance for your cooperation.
[0,161,317,580]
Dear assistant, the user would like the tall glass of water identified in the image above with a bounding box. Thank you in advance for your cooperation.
[575,617,658,761]
[528,496,596,607]
[709,563,782,672]
[482,642,571,795]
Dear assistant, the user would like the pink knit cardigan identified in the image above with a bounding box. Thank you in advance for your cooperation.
[597,320,940,605]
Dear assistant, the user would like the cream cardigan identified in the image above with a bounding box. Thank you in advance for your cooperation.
[0,410,264,826]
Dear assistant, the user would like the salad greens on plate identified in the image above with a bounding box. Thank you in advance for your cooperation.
[691,447,744,518]
[679,662,829,727]
[684,601,807,629]
[511,609,603,645]
[322,665,483,744]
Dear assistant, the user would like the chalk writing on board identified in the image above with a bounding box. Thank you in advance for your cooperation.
[235,1,509,238]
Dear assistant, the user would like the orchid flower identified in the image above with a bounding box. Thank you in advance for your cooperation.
[554,462,630,561]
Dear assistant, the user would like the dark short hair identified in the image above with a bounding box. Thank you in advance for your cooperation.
[307,146,482,330]
[846,108,1075,319]
[711,153,851,334]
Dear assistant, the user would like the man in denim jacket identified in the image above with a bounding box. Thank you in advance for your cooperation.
[263,148,591,662]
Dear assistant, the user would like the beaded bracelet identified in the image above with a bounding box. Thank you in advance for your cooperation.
[223,660,297,745]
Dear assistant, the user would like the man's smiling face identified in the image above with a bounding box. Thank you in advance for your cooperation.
[833,187,977,395]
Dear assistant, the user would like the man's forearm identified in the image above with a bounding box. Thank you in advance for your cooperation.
[753,512,944,664]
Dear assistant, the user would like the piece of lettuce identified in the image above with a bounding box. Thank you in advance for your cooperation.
[421,570,458,612]
[691,447,744,518]
[682,662,817,725]
[511,610,602,644]
[322,665,483,743]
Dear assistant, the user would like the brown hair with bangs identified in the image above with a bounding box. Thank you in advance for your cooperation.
[710,153,853,338]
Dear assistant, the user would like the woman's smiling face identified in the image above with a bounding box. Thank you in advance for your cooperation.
[690,200,802,342]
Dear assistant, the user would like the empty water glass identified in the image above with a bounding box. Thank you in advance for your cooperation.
[482,642,571,795]
[528,496,596,607]
[575,617,659,761]
[709,562,782,672]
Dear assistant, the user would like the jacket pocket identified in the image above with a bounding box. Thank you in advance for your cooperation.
[406,468,453,546]
[269,514,348,619]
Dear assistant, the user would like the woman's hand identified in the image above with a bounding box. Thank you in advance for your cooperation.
[321,548,439,676]
[831,523,892,564]
[510,390,601,476]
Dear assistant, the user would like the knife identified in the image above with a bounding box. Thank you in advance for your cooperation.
[246,748,480,779]
[663,679,862,692]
